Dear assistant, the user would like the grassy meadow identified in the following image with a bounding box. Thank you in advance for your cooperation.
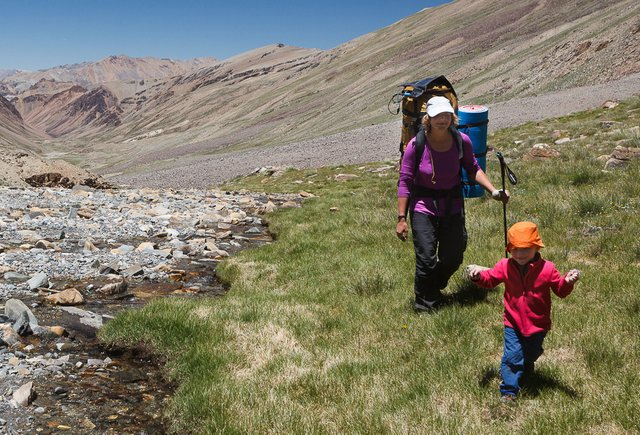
[100,97,640,433]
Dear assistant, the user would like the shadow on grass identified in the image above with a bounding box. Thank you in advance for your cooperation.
[444,281,492,307]
[478,366,580,399]
[479,366,500,388]
[410,281,492,314]
[522,370,580,399]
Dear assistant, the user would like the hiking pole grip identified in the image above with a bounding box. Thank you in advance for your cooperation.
[496,152,508,257]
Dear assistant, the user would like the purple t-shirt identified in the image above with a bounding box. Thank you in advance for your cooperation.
[398,132,480,216]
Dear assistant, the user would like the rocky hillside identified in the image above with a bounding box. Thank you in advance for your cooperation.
[1,55,217,93]
[0,95,44,153]
[1,56,219,140]
[13,81,123,137]
[0,0,639,186]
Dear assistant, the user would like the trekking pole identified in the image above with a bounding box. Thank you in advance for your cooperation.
[496,152,517,257]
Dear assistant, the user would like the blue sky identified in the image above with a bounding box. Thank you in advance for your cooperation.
[1,1,449,71]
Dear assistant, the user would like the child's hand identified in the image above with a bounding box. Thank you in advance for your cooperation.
[465,264,488,281]
[565,269,581,283]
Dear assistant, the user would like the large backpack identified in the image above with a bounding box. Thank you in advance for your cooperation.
[389,75,464,186]
[388,75,459,159]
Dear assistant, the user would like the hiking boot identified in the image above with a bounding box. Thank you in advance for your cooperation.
[414,296,441,313]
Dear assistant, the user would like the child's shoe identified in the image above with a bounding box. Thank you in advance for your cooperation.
[500,394,517,405]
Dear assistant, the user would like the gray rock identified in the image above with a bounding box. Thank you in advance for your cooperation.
[3,272,30,283]
[26,272,49,291]
[12,381,36,407]
[122,264,144,277]
[12,311,32,336]
[98,260,120,275]
[4,299,38,328]
[32,325,57,338]
[58,307,104,329]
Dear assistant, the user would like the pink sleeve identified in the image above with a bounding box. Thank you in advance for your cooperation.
[398,137,417,198]
[549,266,575,298]
[475,259,508,288]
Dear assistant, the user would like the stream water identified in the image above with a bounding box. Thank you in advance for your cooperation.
[1,230,273,434]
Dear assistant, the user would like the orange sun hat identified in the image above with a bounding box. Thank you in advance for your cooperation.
[506,221,545,252]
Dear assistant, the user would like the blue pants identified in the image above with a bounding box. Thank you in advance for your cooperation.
[410,212,467,307]
[500,326,546,396]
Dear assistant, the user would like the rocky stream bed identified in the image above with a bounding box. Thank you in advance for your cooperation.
[0,183,305,434]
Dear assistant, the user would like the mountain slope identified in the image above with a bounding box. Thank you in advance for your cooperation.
[87,0,639,176]
[1,55,217,93]
[1,55,219,144]
[0,94,45,152]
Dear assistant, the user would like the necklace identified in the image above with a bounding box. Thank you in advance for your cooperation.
[426,133,449,185]
[428,147,436,184]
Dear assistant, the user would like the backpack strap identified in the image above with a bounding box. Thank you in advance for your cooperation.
[451,127,464,161]
[451,128,466,218]
[413,126,427,177]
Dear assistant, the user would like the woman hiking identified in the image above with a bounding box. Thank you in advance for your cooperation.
[396,96,509,312]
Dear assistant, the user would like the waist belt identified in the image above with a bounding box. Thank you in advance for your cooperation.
[412,184,462,199]
[411,184,462,216]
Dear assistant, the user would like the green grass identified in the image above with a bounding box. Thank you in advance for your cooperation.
[100,97,640,433]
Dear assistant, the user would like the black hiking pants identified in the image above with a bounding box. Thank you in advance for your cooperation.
[410,211,467,306]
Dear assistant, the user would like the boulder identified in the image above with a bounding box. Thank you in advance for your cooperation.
[604,146,640,169]
[45,288,85,306]
[4,299,38,328]
[12,382,37,407]
[27,272,49,290]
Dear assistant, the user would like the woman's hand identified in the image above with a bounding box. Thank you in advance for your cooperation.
[471,170,510,204]
[396,219,409,241]
[491,189,510,204]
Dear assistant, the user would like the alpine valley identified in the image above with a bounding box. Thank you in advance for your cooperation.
[1,0,638,187]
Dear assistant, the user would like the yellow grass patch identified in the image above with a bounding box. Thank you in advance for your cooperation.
[224,258,279,287]
[190,306,213,320]
[545,346,581,364]
[587,423,628,435]
[228,321,310,381]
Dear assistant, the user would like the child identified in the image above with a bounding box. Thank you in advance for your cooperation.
[466,221,580,403]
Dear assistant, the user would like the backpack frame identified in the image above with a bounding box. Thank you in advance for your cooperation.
[388,75,459,158]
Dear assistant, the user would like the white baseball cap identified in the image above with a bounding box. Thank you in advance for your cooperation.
[426,96,454,117]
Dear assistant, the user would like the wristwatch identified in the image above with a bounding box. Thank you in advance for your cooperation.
[397,215,406,222]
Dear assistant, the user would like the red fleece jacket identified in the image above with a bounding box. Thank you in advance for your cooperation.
[474,255,574,336]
